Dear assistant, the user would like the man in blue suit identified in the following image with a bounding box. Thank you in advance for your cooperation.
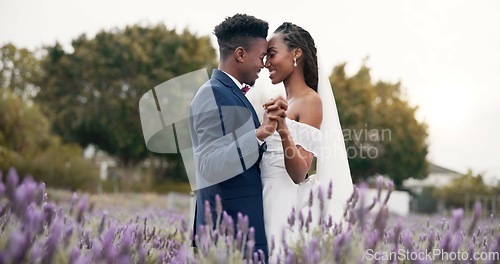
[189,14,286,260]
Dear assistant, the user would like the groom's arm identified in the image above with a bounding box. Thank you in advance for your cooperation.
[189,85,261,189]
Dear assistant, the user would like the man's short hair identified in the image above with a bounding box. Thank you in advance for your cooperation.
[214,14,268,61]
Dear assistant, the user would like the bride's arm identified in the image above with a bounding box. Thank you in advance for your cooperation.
[277,96,322,184]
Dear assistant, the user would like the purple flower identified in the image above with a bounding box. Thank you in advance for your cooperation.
[334,231,348,262]
[393,221,402,245]
[303,237,320,263]
[237,214,249,236]
[253,252,259,263]
[449,232,462,253]
[288,207,296,228]
[43,202,56,226]
[298,210,305,230]
[467,242,476,264]
[63,223,74,246]
[440,230,452,252]
[402,229,414,251]
[35,182,46,206]
[221,213,232,238]
[327,180,333,200]
[0,179,5,200]
[215,194,222,216]
[76,194,88,223]
[426,230,435,253]
[236,230,243,250]
[317,186,325,216]
[26,203,44,235]
[137,244,146,264]
[69,192,78,216]
[468,201,482,236]
[204,200,213,229]
[270,235,276,256]
[383,181,394,205]
[366,197,377,212]
[29,242,43,263]
[364,230,378,250]
[98,211,107,235]
[452,208,464,233]
[135,228,144,252]
[351,186,359,207]
[246,228,255,259]
[373,206,389,239]
[376,175,384,201]
[258,249,266,263]
[81,228,92,250]
[440,218,446,231]
[6,167,19,200]
[307,189,314,208]
[7,230,29,263]
[306,209,312,232]
[69,248,80,264]
[13,179,37,217]
[284,251,295,264]
[120,226,133,255]
[327,215,333,229]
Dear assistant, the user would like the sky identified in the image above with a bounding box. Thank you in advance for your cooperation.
[1,0,499,184]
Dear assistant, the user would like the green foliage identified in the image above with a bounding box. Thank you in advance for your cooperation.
[0,88,98,190]
[330,61,428,187]
[36,24,217,187]
[433,170,494,208]
[0,43,43,100]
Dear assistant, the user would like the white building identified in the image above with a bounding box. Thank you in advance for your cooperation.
[403,162,462,194]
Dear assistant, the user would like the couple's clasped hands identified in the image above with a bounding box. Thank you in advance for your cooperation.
[256,96,288,141]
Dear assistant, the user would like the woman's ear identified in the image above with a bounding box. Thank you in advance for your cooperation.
[294,48,303,60]
[235,47,245,63]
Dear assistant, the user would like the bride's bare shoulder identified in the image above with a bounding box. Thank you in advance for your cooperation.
[296,91,322,128]
[299,91,322,112]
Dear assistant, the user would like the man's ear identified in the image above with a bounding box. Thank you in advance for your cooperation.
[234,47,245,63]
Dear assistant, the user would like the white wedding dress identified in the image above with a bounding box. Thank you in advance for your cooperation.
[260,117,322,251]
[255,55,354,261]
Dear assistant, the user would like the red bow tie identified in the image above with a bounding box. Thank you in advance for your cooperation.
[241,84,251,95]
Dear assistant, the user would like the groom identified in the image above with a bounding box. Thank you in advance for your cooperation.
[189,14,286,259]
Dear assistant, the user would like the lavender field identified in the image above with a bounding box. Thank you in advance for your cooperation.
[1,168,499,263]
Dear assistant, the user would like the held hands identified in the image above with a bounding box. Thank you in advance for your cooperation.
[256,96,287,141]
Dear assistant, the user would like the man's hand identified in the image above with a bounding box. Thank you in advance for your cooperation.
[256,96,288,141]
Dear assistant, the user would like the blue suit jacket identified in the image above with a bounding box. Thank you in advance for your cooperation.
[189,69,268,258]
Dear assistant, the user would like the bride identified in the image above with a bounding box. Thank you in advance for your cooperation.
[257,22,354,258]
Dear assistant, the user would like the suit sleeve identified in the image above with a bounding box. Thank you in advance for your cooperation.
[189,85,261,190]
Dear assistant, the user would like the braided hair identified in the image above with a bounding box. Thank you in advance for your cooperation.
[274,22,318,92]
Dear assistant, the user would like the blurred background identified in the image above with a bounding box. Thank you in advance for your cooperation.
[1,0,499,216]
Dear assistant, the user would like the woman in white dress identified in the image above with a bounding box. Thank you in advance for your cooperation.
[260,22,354,259]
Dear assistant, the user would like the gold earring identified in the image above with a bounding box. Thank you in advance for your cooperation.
[293,58,297,67]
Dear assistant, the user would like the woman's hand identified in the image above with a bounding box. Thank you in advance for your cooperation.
[276,117,289,137]
[257,97,287,141]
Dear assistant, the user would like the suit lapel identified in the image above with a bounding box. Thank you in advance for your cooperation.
[212,70,260,128]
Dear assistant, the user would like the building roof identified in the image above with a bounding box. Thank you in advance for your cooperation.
[428,162,461,175]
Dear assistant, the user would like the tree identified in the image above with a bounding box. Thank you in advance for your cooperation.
[330,62,428,187]
[0,44,42,100]
[433,170,494,208]
[0,88,98,190]
[37,24,217,188]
